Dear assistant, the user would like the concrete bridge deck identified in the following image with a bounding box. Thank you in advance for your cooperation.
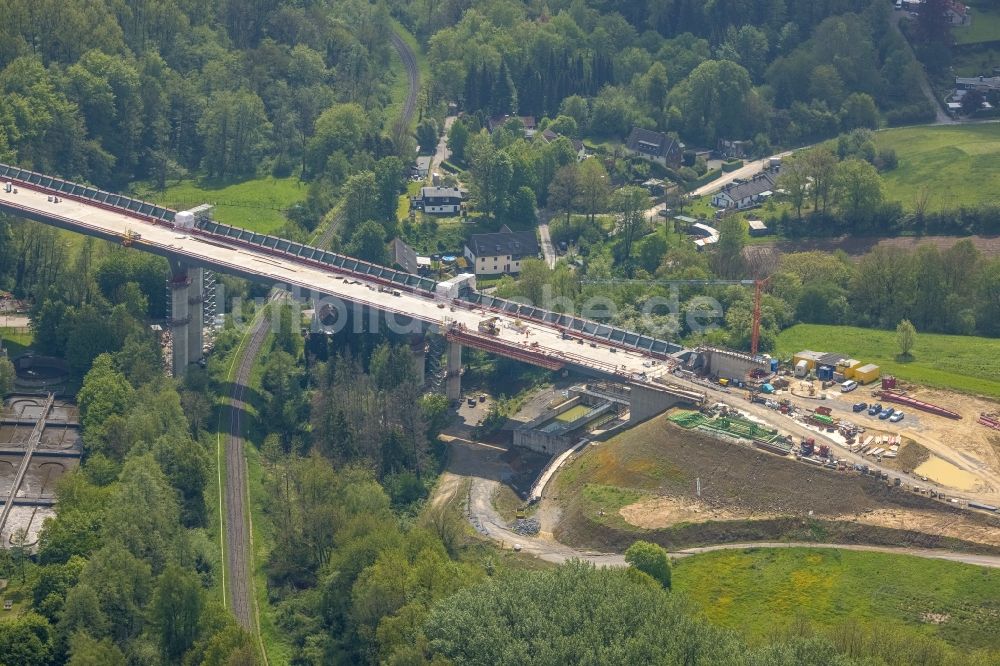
[0,170,703,404]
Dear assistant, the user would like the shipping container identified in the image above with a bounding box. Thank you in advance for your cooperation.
[854,363,880,384]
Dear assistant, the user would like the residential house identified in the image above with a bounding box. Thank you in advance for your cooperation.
[412,186,465,214]
[413,156,432,180]
[391,238,430,275]
[947,0,971,25]
[487,115,537,136]
[711,169,779,210]
[955,75,1000,93]
[539,128,589,160]
[464,225,540,276]
[624,127,683,168]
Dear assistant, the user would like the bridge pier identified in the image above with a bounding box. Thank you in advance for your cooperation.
[446,341,462,401]
[410,335,427,386]
[168,260,205,377]
[188,267,204,367]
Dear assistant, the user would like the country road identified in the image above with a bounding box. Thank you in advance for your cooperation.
[889,10,955,126]
[439,431,1000,571]
[460,472,1000,569]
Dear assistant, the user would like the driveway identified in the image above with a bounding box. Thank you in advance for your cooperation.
[538,221,556,268]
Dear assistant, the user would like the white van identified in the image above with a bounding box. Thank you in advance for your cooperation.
[840,380,859,393]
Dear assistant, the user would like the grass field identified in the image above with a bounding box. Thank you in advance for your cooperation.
[775,324,1000,398]
[954,1,1000,45]
[0,328,33,357]
[874,124,1000,212]
[673,548,1000,651]
[140,176,307,234]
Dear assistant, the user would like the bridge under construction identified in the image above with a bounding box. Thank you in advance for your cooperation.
[0,163,704,413]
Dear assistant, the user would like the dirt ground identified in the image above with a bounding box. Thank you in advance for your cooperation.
[558,415,1000,548]
[775,378,1000,497]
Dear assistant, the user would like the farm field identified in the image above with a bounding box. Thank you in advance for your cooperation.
[774,324,1000,399]
[137,176,307,234]
[672,547,1000,653]
[874,124,1000,212]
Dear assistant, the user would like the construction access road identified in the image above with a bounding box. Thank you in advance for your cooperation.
[436,436,1000,569]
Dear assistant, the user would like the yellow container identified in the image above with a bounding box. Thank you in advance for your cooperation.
[854,363,880,384]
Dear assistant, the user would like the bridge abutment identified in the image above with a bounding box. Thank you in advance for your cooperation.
[628,383,684,423]
[446,341,462,400]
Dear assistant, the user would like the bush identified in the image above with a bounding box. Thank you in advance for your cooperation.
[721,159,744,173]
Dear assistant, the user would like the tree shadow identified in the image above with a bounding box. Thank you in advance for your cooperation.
[894,353,916,364]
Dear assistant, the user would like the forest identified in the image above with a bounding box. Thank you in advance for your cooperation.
[2,0,1000,664]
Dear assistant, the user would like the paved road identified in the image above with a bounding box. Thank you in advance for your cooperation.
[645,151,792,223]
[432,116,455,173]
[538,221,556,268]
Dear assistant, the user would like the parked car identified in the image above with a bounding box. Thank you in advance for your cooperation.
[879,407,895,420]
[889,411,904,423]
[840,380,858,392]
[868,403,882,416]
[852,402,868,412]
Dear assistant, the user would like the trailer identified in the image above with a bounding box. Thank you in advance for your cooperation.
[877,391,961,419]
[968,502,998,512]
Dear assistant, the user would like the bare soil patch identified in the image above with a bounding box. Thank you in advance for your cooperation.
[554,415,1000,552]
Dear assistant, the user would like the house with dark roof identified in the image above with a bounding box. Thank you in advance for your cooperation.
[624,127,683,168]
[955,75,1000,93]
[412,186,465,214]
[539,128,588,160]
[711,169,779,210]
[391,238,420,275]
[463,225,540,276]
[487,115,537,135]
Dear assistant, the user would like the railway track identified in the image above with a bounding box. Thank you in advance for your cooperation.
[217,25,422,650]
[220,303,273,641]
[390,29,420,142]
[315,29,418,251]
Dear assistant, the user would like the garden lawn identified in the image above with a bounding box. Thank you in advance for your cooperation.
[143,176,307,234]
[954,2,1000,45]
[775,324,1000,398]
[672,547,1000,651]
[874,124,1000,212]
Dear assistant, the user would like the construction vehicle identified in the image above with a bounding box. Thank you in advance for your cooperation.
[818,443,831,458]
[477,317,500,335]
[799,438,815,456]
[121,228,141,247]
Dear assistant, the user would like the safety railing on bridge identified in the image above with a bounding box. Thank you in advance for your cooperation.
[460,292,684,359]
[0,162,175,223]
[195,219,439,295]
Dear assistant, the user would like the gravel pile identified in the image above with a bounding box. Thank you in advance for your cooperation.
[510,517,541,536]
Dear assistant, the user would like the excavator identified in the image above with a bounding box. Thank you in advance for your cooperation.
[121,228,141,247]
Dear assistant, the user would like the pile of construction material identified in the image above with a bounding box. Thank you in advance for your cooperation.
[510,517,541,536]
